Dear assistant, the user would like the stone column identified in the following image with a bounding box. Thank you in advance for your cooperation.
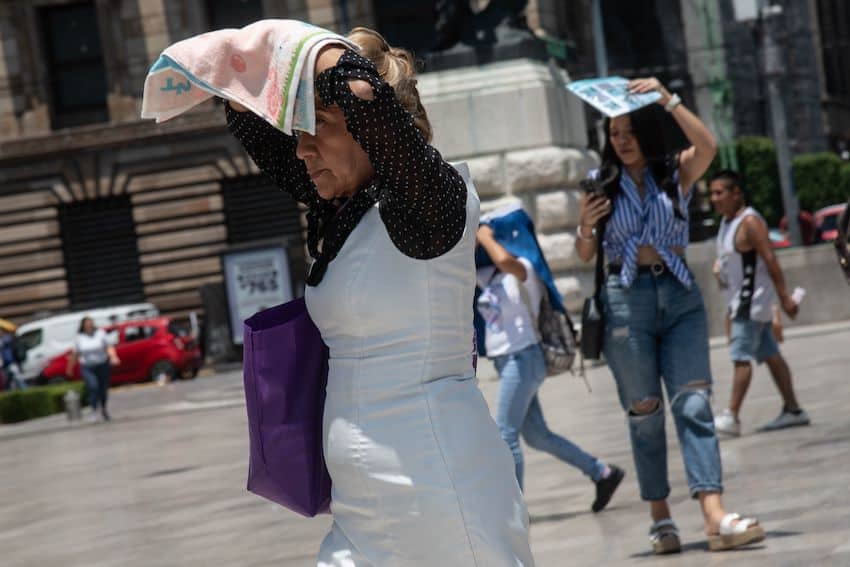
[0,4,20,140]
[419,57,598,310]
[139,0,171,67]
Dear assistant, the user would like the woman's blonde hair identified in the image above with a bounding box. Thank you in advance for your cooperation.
[347,27,433,143]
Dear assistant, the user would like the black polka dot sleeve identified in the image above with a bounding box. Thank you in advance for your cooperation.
[224,103,323,209]
[316,49,467,260]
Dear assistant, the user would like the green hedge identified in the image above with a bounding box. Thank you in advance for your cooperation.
[792,152,846,212]
[735,137,784,226]
[840,163,850,202]
[0,382,87,424]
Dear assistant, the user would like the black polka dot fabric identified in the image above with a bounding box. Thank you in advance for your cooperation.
[226,49,467,286]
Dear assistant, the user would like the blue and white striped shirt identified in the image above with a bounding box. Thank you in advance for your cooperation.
[596,168,692,288]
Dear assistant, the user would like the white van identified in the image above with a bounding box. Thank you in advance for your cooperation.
[15,303,159,383]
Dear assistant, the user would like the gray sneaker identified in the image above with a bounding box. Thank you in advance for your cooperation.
[760,408,810,431]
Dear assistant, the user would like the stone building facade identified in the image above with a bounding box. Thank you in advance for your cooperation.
[0,0,597,329]
[2,0,846,331]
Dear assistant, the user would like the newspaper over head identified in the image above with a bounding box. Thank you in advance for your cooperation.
[567,76,661,117]
[141,20,357,135]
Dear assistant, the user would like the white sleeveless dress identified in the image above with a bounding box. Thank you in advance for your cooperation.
[306,165,534,567]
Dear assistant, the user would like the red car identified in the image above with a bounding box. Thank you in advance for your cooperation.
[42,318,202,385]
[815,203,848,243]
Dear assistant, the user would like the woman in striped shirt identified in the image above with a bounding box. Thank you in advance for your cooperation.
[575,78,764,554]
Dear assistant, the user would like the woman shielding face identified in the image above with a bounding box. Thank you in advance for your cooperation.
[295,103,375,201]
[295,45,376,201]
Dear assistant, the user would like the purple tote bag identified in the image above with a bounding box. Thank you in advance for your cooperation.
[243,297,332,517]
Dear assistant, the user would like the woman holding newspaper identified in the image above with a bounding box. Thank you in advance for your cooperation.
[574,78,765,554]
[227,28,533,566]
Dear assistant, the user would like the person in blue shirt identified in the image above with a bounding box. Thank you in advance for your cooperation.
[575,77,764,554]
[1,330,27,391]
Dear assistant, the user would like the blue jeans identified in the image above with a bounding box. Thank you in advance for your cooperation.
[3,363,26,390]
[730,317,779,363]
[493,343,605,489]
[80,362,111,411]
[601,272,722,500]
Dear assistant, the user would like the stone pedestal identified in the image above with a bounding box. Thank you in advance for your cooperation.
[418,58,598,311]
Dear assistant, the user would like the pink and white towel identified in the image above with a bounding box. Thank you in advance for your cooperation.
[141,19,356,135]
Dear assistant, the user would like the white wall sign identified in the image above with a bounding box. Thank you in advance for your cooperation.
[222,245,293,345]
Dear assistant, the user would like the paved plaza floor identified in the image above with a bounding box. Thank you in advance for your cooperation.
[2,322,850,566]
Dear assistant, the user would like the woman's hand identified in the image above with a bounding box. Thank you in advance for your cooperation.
[628,77,672,107]
[575,193,611,262]
[579,194,612,233]
[315,45,346,75]
[107,346,121,367]
[315,45,374,101]
[630,77,717,193]
[779,291,799,320]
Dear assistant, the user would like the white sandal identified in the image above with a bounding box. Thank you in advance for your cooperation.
[708,513,766,551]
[649,518,681,555]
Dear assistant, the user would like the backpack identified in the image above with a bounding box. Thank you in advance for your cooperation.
[537,291,578,376]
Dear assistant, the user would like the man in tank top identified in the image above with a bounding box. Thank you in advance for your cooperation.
[709,170,810,436]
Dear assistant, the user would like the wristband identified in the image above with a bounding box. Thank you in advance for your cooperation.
[576,225,596,241]
[665,93,682,113]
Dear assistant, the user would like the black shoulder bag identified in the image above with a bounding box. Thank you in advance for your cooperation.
[580,218,607,360]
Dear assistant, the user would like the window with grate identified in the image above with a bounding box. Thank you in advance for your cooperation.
[373,0,435,56]
[600,0,684,78]
[58,196,145,310]
[221,175,303,245]
[40,2,108,129]
[206,0,263,30]
[817,0,850,99]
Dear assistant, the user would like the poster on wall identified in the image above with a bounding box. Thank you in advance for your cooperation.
[222,245,293,345]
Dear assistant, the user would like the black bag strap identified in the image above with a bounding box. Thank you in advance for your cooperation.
[577,217,607,386]
[592,218,608,299]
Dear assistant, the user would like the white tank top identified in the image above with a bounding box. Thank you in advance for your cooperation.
[305,163,479,383]
[716,207,776,322]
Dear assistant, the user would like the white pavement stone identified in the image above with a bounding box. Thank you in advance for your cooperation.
[535,189,582,232]
[505,146,597,193]
[479,195,523,216]
[419,58,589,158]
[464,154,504,197]
[538,231,581,272]
[3,327,850,565]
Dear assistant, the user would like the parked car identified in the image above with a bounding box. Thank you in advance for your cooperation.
[768,228,791,249]
[14,303,159,383]
[779,210,816,245]
[41,317,201,385]
[814,203,848,243]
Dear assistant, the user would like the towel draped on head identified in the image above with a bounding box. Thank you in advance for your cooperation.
[141,19,356,135]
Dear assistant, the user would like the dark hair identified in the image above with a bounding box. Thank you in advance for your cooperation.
[78,317,94,333]
[599,105,684,219]
[709,169,746,201]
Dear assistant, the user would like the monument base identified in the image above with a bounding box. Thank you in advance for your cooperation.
[418,58,597,310]
[425,30,548,71]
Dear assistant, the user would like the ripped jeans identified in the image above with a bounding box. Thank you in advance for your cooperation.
[602,271,722,501]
